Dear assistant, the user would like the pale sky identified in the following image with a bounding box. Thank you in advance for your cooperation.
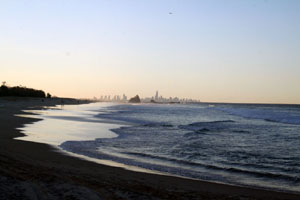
[1,0,299,104]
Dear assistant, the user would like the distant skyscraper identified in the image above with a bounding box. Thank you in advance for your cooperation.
[122,94,127,101]
[155,91,158,100]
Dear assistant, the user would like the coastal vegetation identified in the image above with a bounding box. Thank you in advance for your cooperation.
[0,82,47,98]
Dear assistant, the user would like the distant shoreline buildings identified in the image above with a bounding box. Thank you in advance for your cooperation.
[98,91,200,103]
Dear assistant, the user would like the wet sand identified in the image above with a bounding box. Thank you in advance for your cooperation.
[0,97,299,200]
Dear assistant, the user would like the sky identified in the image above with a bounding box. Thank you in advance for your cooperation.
[1,0,299,104]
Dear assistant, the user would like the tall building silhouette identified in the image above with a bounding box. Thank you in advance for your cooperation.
[155,91,158,101]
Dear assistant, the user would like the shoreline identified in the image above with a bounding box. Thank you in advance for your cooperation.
[1,97,300,199]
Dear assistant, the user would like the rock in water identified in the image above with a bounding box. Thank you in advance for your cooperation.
[150,99,156,103]
[129,95,141,103]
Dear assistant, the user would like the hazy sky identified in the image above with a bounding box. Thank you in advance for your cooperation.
[1,0,299,103]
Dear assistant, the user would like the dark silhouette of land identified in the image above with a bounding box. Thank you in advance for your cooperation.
[0,83,47,98]
[128,95,141,103]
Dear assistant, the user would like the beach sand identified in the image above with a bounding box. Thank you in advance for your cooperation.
[0,97,299,200]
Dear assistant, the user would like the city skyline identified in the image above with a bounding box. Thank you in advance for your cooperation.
[98,90,200,103]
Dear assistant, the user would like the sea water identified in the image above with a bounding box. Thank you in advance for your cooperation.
[18,102,300,193]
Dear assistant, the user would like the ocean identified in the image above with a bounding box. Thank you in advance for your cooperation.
[18,102,300,193]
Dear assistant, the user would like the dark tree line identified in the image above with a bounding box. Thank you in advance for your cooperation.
[0,84,46,98]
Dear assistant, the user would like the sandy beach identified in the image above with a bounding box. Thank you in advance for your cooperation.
[0,97,300,200]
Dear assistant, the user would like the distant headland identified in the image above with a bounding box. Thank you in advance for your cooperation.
[0,82,50,98]
[128,95,141,103]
